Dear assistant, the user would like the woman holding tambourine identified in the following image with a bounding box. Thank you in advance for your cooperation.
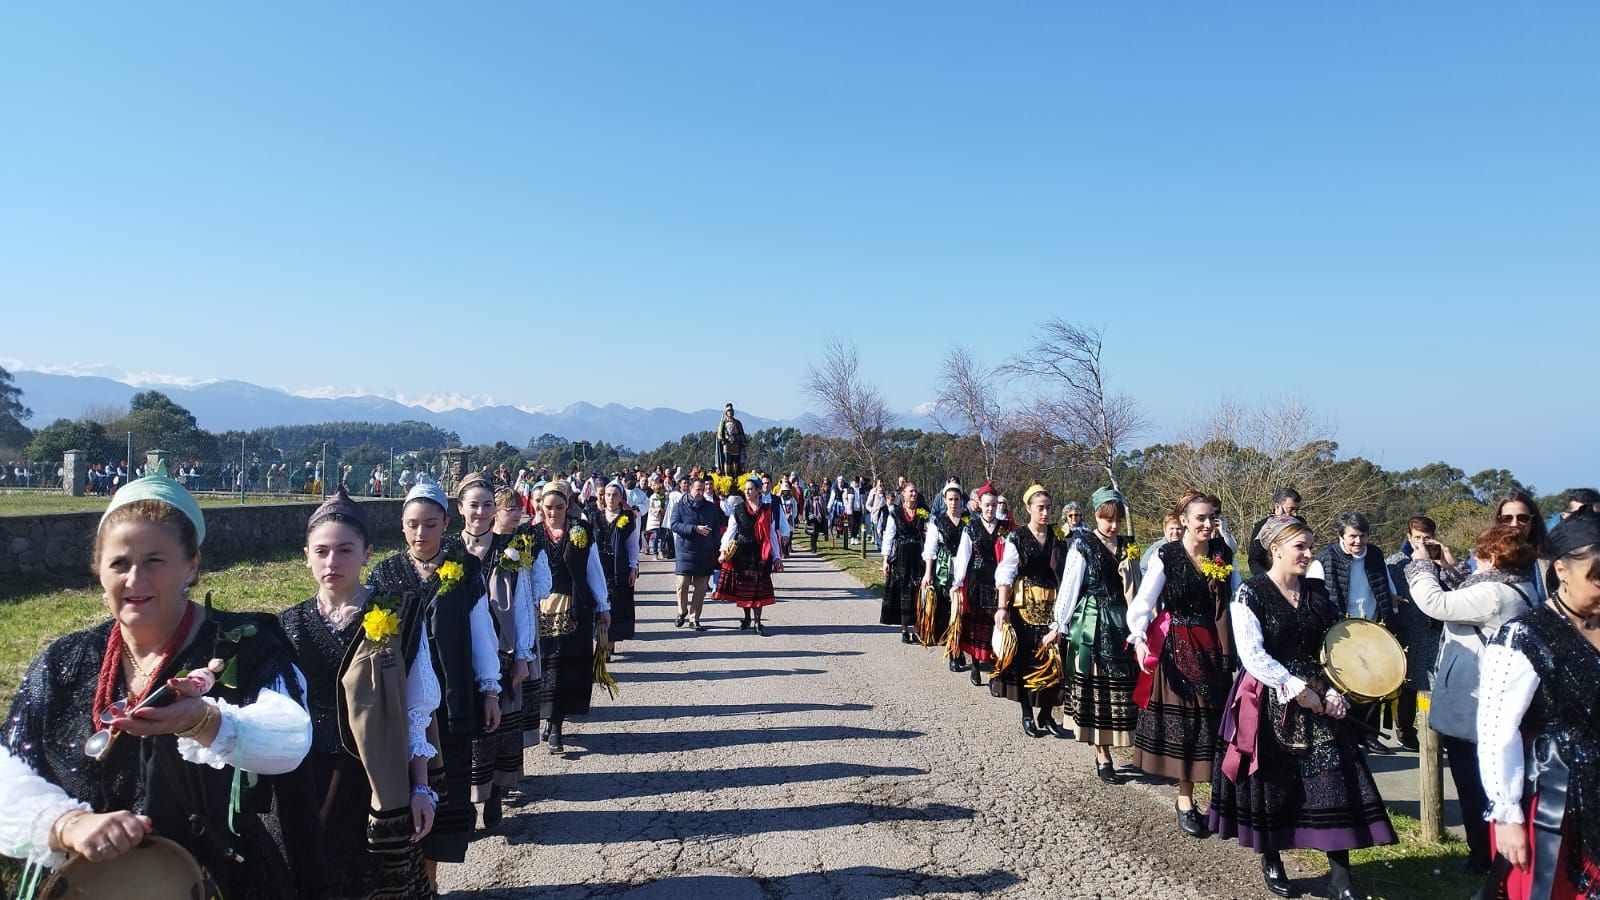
[0,465,322,898]
[1209,515,1396,900]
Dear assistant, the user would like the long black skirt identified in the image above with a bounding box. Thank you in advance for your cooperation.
[992,612,1062,707]
[537,623,595,721]
[310,750,430,899]
[422,730,475,864]
[472,651,529,800]
[608,579,636,643]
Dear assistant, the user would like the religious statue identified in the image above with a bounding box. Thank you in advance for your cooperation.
[715,403,747,476]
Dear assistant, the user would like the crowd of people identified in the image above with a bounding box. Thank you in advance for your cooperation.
[2,448,1597,900]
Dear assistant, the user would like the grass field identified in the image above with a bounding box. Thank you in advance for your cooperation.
[815,538,1475,900]
[0,491,329,516]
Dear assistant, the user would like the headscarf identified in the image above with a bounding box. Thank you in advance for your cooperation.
[1550,507,1600,558]
[1090,486,1125,511]
[744,474,764,490]
[541,480,571,503]
[101,460,206,546]
[1021,483,1049,507]
[943,480,963,497]
[404,482,449,514]
[309,485,368,538]
[1256,514,1311,551]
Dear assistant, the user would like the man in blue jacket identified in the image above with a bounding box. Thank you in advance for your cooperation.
[670,475,725,630]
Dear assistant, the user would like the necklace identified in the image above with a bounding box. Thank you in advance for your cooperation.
[464,528,491,539]
[1553,589,1600,631]
[122,644,154,688]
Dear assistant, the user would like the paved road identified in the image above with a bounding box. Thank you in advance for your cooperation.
[440,549,1297,899]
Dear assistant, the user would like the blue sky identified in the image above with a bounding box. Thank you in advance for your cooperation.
[2,4,1595,490]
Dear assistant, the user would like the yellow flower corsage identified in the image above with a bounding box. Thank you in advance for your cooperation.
[436,558,465,593]
[1125,542,1142,562]
[1198,555,1234,583]
[362,604,401,643]
[615,514,630,531]
[570,525,589,550]
[1053,524,1068,540]
[915,508,929,521]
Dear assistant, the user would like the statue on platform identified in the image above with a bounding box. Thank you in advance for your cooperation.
[715,403,747,477]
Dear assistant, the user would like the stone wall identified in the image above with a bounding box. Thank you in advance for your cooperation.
[0,499,409,582]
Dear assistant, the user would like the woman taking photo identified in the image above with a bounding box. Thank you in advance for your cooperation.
[1127,488,1240,839]
[1,466,322,898]
[529,481,611,755]
[281,487,439,897]
[1209,516,1396,900]
[366,482,501,884]
[1403,524,1534,876]
[993,484,1068,739]
[1477,509,1600,899]
[881,481,927,643]
[1047,487,1139,783]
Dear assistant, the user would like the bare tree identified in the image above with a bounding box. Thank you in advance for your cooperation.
[1137,396,1390,540]
[931,345,1008,483]
[801,336,891,480]
[1000,319,1146,489]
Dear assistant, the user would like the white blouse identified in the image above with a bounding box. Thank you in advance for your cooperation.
[922,515,964,563]
[950,520,1003,589]
[718,506,785,563]
[1476,624,1543,825]
[1050,542,1091,634]
[879,510,922,562]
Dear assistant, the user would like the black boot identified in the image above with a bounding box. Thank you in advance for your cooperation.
[1021,708,1042,738]
[1096,760,1123,785]
[1038,713,1071,739]
[969,663,982,687]
[1261,851,1296,897]
[482,787,502,830]
[547,721,565,755]
[1325,850,1356,900]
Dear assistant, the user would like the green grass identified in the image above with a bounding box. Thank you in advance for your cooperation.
[814,539,885,597]
[0,492,323,516]
[0,541,403,708]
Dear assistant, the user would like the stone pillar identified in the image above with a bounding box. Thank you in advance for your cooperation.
[145,449,171,478]
[439,449,470,492]
[63,450,88,496]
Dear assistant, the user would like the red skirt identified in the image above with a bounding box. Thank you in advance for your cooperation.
[1492,795,1600,900]
[715,563,775,608]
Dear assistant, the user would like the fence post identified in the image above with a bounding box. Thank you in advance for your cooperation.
[1417,690,1444,843]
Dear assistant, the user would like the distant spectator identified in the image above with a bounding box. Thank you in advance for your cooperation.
[1247,487,1302,576]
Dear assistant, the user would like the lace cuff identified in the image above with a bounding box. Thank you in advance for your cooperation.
[178,699,235,769]
[176,690,311,775]
[477,679,501,695]
[1486,799,1526,825]
[17,795,90,869]
[407,712,437,761]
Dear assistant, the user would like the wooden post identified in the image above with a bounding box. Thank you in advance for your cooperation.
[1417,690,1444,843]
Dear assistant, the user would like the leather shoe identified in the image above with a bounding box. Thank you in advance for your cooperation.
[1176,803,1210,838]
[692,619,704,631]
[755,622,767,636]
[539,721,551,743]
[482,790,502,830]
[1261,855,1296,897]
[1097,761,1123,785]
[547,724,565,755]
[969,665,982,687]
[900,631,913,644]
[1400,731,1420,751]
[949,657,968,673]
[740,619,751,630]
[1039,716,1071,739]
[1021,713,1042,738]
[674,614,686,628]
[1325,888,1357,900]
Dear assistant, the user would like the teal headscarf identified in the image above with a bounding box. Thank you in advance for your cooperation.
[100,460,206,546]
[1089,486,1126,512]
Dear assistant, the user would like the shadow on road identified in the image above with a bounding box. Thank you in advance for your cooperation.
[589,701,873,722]
[616,649,864,663]
[503,802,974,846]
[445,865,1020,899]
[572,725,925,754]
[617,667,828,683]
[518,762,927,803]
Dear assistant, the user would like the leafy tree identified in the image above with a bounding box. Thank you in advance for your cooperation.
[25,418,119,462]
[0,365,31,422]
[0,414,31,455]
[527,433,569,452]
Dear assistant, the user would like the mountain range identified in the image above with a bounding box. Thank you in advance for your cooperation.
[11,370,936,451]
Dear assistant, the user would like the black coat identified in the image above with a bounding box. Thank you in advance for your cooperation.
[670,495,725,576]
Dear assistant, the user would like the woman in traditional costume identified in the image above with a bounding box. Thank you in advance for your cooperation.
[1048,486,1140,783]
[880,482,928,643]
[366,483,501,885]
[993,484,1069,739]
[1127,488,1239,838]
[1478,509,1600,900]
[1,465,323,898]
[952,482,1007,686]
[922,481,970,672]
[715,474,784,635]
[1209,515,1396,899]
[529,481,611,755]
[281,487,439,898]
[591,481,640,649]
[451,474,534,831]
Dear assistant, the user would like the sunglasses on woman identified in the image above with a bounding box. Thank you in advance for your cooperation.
[1499,513,1533,525]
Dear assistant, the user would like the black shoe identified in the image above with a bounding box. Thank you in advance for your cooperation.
[1021,712,1042,738]
[740,619,751,630]
[692,619,704,631]
[547,724,564,755]
[970,665,982,687]
[949,657,967,672]
[900,631,913,644]
[675,614,686,628]
[1039,716,1071,739]
[1097,761,1123,785]
[539,721,551,743]
[1261,855,1296,897]
[1176,803,1209,838]
[1325,888,1357,900]
[755,622,767,636]
[482,790,502,830]
[1400,731,1420,752]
